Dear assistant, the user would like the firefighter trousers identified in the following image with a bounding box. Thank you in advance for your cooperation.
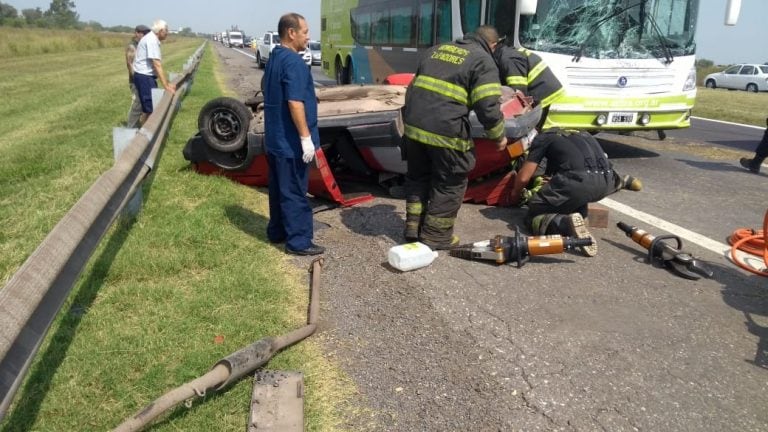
[404,137,476,247]
[526,170,623,235]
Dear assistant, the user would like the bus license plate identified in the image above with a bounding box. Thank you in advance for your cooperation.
[608,112,636,125]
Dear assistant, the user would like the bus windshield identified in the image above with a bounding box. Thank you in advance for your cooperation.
[491,0,699,60]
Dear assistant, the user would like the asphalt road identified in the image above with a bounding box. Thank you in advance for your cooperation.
[215,44,768,432]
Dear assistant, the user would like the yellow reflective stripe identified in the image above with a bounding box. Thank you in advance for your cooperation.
[505,76,527,86]
[528,60,547,84]
[404,124,473,151]
[517,47,532,57]
[413,75,468,105]
[539,87,565,108]
[471,82,502,105]
[485,119,505,140]
[425,214,455,229]
[406,202,423,215]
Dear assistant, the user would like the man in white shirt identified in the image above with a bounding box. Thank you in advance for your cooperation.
[132,19,176,125]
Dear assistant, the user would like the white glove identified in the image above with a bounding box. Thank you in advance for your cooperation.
[300,136,315,163]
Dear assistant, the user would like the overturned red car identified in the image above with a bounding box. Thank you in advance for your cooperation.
[183,79,541,207]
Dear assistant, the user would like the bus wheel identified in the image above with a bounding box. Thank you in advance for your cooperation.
[335,57,346,85]
[345,59,354,84]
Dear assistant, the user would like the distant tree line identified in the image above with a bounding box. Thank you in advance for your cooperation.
[0,1,197,35]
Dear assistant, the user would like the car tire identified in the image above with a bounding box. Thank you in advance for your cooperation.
[198,97,251,153]
[256,52,264,69]
[747,83,758,93]
[705,79,716,89]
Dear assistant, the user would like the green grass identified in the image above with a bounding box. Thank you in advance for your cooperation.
[0,26,158,58]
[0,36,352,431]
[693,87,768,127]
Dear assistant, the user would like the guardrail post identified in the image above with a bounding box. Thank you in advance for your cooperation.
[151,88,165,112]
[112,128,143,217]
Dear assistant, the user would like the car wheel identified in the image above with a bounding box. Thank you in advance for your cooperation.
[747,83,758,93]
[705,79,716,89]
[256,53,264,69]
[198,97,251,152]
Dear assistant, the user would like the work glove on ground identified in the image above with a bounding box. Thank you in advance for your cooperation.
[301,136,315,163]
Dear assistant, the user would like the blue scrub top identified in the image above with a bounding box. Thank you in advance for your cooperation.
[263,45,319,158]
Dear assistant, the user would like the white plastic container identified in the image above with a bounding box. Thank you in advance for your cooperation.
[388,242,438,272]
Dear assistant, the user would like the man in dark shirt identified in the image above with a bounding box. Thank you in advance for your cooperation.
[262,12,324,256]
[125,24,150,128]
[506,129,641,257]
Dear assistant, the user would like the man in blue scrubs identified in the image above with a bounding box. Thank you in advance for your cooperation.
[262,12,324,256]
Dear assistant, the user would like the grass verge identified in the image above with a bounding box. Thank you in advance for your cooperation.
[0,40,352,431]
[693,87,767,127]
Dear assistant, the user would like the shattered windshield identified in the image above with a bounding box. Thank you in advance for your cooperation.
[490,0,698,60]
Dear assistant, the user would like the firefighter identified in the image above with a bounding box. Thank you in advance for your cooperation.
[494,44,564,129]
[505,129,642,257]
[403,26,508,250]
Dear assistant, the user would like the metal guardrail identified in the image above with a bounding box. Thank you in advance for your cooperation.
[0,42,207,421]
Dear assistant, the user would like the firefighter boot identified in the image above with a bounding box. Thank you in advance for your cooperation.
[565,213,598,257]
[532,213,597,257]
[740,157,763,174]
[404,200,423,242]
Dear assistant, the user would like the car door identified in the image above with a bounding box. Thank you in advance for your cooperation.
[720,65,742,89]
[737,65,756,91]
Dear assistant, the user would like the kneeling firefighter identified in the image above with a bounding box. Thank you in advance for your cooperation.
[505,129,642,257]
[403,25,508,250]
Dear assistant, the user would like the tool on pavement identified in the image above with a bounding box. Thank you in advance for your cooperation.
[617,221,713,280]
[448,226,593,267]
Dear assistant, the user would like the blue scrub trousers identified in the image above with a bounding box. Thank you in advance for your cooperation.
[266,154,313,250]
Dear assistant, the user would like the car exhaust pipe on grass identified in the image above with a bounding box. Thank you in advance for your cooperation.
[113,258,324,432]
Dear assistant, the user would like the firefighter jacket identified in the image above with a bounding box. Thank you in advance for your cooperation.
[495,46,564,108]
[403,34,505,152]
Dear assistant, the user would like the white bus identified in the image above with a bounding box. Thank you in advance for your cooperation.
[321,0,741,133]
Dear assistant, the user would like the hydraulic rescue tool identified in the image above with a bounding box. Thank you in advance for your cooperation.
[617,221,713,280]
[448,227,593,267]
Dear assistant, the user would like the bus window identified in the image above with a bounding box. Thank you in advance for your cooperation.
[352,10,372,44]
[460,0,482,33]
[436,0,452,44]
[418,1,433,47]
[372,10,390,44]
[487,0,516,41]
[391,6,414,45]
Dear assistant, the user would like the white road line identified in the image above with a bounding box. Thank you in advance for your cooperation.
[691,116,764,130]
[233,48,255,59]
[598,197,754,263]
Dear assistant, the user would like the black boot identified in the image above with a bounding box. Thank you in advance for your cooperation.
[740,157,761,174]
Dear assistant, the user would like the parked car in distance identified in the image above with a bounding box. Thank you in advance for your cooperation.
[309,41,321,66]
[704,64,768,92]
[243,36,252,48]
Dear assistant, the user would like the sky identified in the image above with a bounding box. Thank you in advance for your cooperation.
[5,0,768,65]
